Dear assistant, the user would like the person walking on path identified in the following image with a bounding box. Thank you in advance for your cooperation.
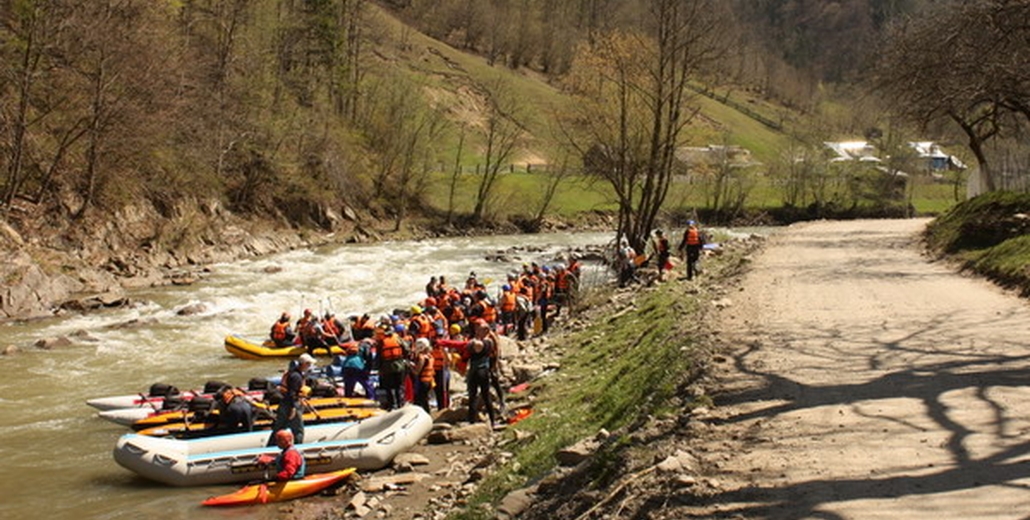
[677,220,707,281]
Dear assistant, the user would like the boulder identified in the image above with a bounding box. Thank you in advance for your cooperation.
[497,486,537,519]
[555,437,600,467]
[35,336,73,350]
[176,303,208,316]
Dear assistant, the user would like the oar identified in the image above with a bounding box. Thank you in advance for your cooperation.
[301,397,322,420]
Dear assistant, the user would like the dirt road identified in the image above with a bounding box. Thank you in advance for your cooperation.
[695,218,1030,519]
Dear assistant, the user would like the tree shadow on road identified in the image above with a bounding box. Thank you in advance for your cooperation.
[678,308,1030,519]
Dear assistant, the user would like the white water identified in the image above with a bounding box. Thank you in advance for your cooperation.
[0,232,613,520]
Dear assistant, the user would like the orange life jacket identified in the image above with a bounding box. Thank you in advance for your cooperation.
[418,355,435,383]
[431,343,449,369]
[480,300,497,324]
[556,270,570,290]
[221,387,246,405]
[686,227,701,246]
[500,291,517,312]
[379,334,404,361]
[271,321,290,341]
[410,314,433,338]
[323,319,339,338]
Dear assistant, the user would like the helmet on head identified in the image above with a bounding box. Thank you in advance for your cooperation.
[449,323,461,335]
[394,323,406,334]
[410,305,422,315]
[275,429,294,445]
[424,297,437,307]
[502,284,512,291]
[687,220,696,226]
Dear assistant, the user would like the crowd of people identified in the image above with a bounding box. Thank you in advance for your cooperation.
[261,221,709,455]
[264,260,584,444]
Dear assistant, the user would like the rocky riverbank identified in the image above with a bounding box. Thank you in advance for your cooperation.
[257,232,767,520]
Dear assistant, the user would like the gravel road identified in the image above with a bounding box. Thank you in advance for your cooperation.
[698,218,1030,519]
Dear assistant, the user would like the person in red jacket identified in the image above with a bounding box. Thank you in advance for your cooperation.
[258,429,306,481]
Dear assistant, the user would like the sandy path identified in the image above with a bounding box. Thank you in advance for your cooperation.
[699,219,1030,519]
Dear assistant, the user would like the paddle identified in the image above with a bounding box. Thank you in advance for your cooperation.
[300,397,322,420]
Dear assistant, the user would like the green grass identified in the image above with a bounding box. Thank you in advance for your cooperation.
[424,169,960,221]
[925,190,1030,295]
[443,243,766,519]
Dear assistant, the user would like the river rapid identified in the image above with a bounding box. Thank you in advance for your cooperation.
[0,232,616,520]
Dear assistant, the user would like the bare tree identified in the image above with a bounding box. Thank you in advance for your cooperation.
[876,0,1030,194]
[471,78,525,221]
[566,0,727,252]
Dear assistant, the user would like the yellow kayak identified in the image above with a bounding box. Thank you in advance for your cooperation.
[224,335,356,360]
[202,467,357,506]
[137,406,384,438]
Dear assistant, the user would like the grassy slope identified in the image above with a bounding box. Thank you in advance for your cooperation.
[924,191,1030,295]
[451,244,756,519]
[375,7,959,222]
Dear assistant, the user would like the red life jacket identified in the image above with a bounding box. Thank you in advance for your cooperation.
[323,319,339,338]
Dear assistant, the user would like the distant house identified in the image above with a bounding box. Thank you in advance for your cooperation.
[675,144,761,171]
[908,141,966,172]
[823,141,882,163]
[824,140,965,175]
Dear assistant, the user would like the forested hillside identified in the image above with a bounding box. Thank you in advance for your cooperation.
[2,1,1027,320]
[1,0,934,240]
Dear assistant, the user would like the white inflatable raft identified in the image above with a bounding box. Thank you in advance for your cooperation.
[112,405,432,486]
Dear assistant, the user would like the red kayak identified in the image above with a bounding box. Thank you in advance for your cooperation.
[201,468,356,506]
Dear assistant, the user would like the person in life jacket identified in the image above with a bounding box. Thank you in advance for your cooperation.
[295,309,313,338]
[301,316,330,355]
[677,220,707,281]
[336,339,375,399]
[412,338,435,413]
[267,353,315,446]
[652,229,672,281]
[462,339,496,426]
[352,313,376,340]
[408,306,433,339]
[432,331,454,410]
[257,429,306,481]
[498,284,518,334]
[377,325,409,410]
[270,312,296,348]
[473,319,506,415]
[216,386,255,433]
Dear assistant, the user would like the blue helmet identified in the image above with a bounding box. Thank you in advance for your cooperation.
[394,323,406,334]
[503,284,512,291]
[687,220,696,226]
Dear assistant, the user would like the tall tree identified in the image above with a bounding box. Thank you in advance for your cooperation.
[567,0,726,252]
[471,78,525,221]
[876,0,1030,193]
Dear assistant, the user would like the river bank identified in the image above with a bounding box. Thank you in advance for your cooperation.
[237,230,768,520]
[0,197,618,323]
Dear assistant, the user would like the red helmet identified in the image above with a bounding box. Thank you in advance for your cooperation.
[275,429,294,445]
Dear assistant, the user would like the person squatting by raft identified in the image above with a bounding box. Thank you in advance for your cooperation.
[263,261,582,419]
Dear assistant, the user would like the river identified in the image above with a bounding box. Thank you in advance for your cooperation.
[0,232,616,520]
